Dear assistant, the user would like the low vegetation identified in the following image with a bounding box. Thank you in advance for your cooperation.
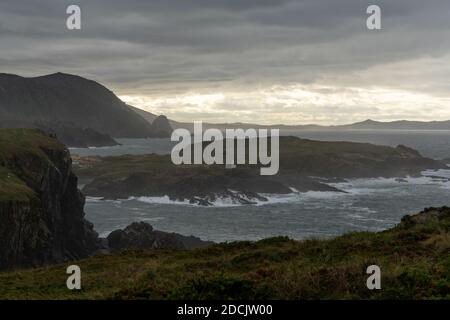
[0,207,449,300]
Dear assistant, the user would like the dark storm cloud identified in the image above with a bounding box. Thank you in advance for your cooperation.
[0,1,448,76]
[0,0,449,123]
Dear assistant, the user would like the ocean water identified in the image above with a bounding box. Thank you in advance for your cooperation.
[70,129,450,159]
[72,130,450,242]
[285,129,450,160]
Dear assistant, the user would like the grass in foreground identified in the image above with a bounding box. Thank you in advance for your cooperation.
[0,207,449,300]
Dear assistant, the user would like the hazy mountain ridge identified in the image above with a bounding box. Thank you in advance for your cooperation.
[336,119,450,130]
[165,118,450,132]
[133,112,450,132]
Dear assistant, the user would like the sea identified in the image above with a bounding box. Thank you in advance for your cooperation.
[70,130,450,242]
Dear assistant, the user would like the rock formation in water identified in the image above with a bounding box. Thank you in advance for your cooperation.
[107,222,213,251]
[151,115,173,138]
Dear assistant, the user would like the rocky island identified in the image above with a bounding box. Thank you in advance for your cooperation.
[75,136,447,206]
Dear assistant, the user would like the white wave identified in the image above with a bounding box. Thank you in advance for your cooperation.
[354,207,378,214]
[85,196,104,202]
[87,146,118,150]
[87,172,450,209]
[300,190,347,199]
[130,195,239,207]
[69,145,119,150]
[422,168,450,179]
[86,196,125,205]
[256,193,299,205]
[330,173,450,195]
[139,217,165,222]
[255,187,351,205]
[127,193,301,207]
[92,171,450,208]
[209,197,246,207]
[402,175,450,190]
[130,196,193,206]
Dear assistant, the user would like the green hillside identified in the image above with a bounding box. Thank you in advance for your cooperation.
[0,207,449,300]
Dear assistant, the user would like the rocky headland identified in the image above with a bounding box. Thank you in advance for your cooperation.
[0,73,173,146]
[75,136,447,206]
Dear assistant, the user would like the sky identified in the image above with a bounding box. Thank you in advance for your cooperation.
[0,0,450,125]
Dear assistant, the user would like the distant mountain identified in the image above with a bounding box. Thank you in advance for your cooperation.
[163,118,450,132]
[0,73,162,139]
[6,72,441,142]
[335,119,450,130]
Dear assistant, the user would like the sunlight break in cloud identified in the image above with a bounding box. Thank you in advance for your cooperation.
[120,84,450,125]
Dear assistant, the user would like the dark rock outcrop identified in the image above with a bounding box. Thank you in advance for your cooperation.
[151,115,173,138]
[80,162,342,206]
[122,107,174,138]
[0,129,99,270]
[106,222,213,251]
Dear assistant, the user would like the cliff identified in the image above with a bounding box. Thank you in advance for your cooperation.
[0,129,213,268]
[0,129,99,269]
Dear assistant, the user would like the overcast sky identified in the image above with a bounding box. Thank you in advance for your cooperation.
[1,0,450,124]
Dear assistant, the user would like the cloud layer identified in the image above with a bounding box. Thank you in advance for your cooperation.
[1,0,449,124]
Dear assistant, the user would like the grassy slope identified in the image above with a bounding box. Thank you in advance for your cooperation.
[0,129,65,202]
[0,128,64,160]
[1,207,449,300]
